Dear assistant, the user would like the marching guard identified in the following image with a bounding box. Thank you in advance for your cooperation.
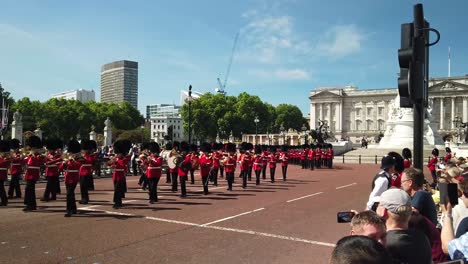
[109,140,132,209]
[23,136,46,211]
[199,142,212,195]
[0,140,10,206]
[137,143,149,190]
[170,141,180,192]
[8,139,24,199]
[79,140,97,204]
[63,140,82,217]
[268,146,277,183]
[188,144,199,185]
[178,142,191,198]
[280,146,289,181]
[144,142,163,203]
[41,138,63,202]
[402,148,412,169]
[224,143,237,191]
[253,145,263,185]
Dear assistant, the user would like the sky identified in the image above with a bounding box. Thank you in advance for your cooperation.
[1,0,468,117]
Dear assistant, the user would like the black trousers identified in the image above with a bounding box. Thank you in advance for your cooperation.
[201,175,209,195]
[148,177,160,202]
[180,176,187,196]
[171,172,178,191]
[80,175,90,203]
[66,183,77,213]
[301,159,306,169]
[241,170,248,188]
[88,173,95,191]
[282,166,287,181]
[166,170,171,183]
[315,159,321,168]
[113,180,124,207]
[219,167,224,178]
[43,176,58,200]
[8,173,22,198]
[24,180,37,209]
[226,172,234,190]
[0,180,7,205]
[328,158,333,168]
[262,166,267,179]
[255,170,261,185]
[139,172,148,188]
[211,168,219,186]
[309,160,315,170]
[55,175,61,194]
[189,169,195,184]
[247,166,252,181]
[431,170,437,184]
[270,167,276,183]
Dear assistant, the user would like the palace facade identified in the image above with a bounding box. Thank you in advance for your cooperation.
[309,75,468,143]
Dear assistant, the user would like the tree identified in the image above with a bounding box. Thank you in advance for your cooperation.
[274,104,304,132]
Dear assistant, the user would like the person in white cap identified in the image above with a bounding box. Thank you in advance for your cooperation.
[376,188,432,264]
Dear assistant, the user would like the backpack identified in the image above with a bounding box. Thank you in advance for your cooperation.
[371,171,391,190]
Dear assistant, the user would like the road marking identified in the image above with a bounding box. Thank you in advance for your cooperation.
[122,200,137,204]
[79,205,102,210]
[335,183,357,189]
[89,208,334,247]
[201,208,265,226]
[286,192,323,203]
[80,208,133,216]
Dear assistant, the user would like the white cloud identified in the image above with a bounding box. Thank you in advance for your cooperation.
[317,25,364,59]
[248,68,310,80]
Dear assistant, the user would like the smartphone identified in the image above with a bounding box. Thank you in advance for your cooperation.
[337,211,355,223]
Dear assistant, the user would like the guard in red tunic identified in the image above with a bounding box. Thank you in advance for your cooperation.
[144,142,162,203]
[109,140,132,209]
[428,148,439,187]
[0,140,11,206]
[224,143,237,191]
[41,138,63,201]
[23,136,46,211]
[211,143,222,186]
[402,148,412,169]
[315,144,322,169]
[137,143,149,190]
[308,144,315,170]
[280,145,289,181]
[269,146,278,183]
[63,140,82,217]
[300,145,307,169]
[253,146,263,185]
[444,147,452,164]
[246,143,254,181]
[261,147,269,179]
[79,140,97,204]
[170,141,180,192]
[199,142,213,195]
[178,142,191,198]
[8,139,24,199]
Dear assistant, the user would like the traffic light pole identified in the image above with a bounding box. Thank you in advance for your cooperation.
[413,4,425,170]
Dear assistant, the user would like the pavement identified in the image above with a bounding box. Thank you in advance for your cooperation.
[0,163,385,264]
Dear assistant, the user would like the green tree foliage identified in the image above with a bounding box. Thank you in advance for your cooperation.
[180,92,305,141]
[10,98,144,141]
[115,127,150,143]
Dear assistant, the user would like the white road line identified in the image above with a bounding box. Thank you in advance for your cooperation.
[201,208,265,227]
[122,200,137,204]
[77,208,335,247]
[286,192,323,203]
[335,183,357,189]
[79,205,102,210]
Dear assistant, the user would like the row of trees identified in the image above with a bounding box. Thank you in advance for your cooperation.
[180,92,308,142]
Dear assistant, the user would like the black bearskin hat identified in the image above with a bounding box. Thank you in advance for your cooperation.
[309,143,316,149]
[148,142,160,153]
[212,143,222,151]
[445,147,451,153]
[189,143,198,153]
[26,135,43,149]
[281,145,288,152]
[254,145,262,154]
[432,148,439,157]
[141,142,150,151]
[114,140,132,155]
[173,141,180,150]
[9,138,21,150]
[67,139,81,154]
[387,151,404,174]
[0,140,10,153]
[81,139,94,151]
[225,143,236,153]
[180,141,189,152]
[402,148,412,159]
[45,138,63,151]
[246,143,253,151]
[200,142,211,153]
[165,142,173,150]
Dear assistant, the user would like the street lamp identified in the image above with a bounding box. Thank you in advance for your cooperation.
[301,124,307,145]
[280,123,285,145]
[188,85,192,144]
[254,116,259,145]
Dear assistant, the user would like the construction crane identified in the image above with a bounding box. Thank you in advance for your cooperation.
[216,32,239,95]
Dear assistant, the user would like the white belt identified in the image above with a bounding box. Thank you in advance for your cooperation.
[46,165,58,168]
[254,163,262,165]
[27,166,40,170]
[148,167,161,169]
[225,164,235,166]
[11,163,21,166]
[66,170,79,173]
[0,168,7,171]
[114,169,125,172]
[81,164,92,167]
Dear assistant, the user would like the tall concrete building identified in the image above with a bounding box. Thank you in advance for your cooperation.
[100,60,138,109]
[51,89,95,102]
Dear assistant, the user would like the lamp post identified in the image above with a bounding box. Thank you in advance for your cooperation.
[254,116,259,145]
[280,123,285,145]
[301,124,307,145]
[188,85,192,144]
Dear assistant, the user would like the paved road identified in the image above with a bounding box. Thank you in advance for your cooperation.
[0,164,386,264]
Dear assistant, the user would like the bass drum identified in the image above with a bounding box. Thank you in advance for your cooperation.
[168,156,183,169]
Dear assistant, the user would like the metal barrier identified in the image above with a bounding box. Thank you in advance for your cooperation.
[337,155,434,164]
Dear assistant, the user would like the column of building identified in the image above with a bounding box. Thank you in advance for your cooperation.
[439,97,444,130]
[310,103,316,130]
[451,97,455,129]
[463,97,468,123]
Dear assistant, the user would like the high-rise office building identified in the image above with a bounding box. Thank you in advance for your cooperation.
[100,60,138,109]
[51,89,95,103]
[146,104,181,119]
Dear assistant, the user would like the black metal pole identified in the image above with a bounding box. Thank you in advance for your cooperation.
[188,85,192,144]
[413,4,425,170]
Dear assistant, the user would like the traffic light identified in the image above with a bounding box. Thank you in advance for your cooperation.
[398,23,414,108]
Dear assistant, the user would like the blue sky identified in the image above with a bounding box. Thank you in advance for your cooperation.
[1,0,468,116]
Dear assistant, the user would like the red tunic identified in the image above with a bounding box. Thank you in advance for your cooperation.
[45,153,62,177]
[199,154,213,177]
[253,156,263,171]
[110,157,129,182]
[242,154,251,171]
[428,157,437,171]
[280,152,289,167]
[224,156,237,173]
[444,153,452,163]
[80,153,96,176]
[24,155,46,181]
[0,157,10,180]
[10,153,25,175]
[269,153,277,169]
[64,159,81,185]
[178,155,191,177]
[391,172,402,188]
[212,152,221,169]
[145,155,162,178]
[403,159,412,168]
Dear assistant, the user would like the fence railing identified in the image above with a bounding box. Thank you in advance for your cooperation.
[336,155,437,165]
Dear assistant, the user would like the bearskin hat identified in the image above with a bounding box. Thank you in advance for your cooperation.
[432,148,439,157]
[173,141,180,150]
[281,145,288,152]
[189,143,198,153]
[114,139,132,155]
[165,142,173,150]
[26,135,43,149]
[328,144,333,149]
[387,151,404,173]
[180,141,189,152]
[309,143,316,149]
[67,139,81,154]
[148,142,160,153]
[225,143,236,153]
[254,145,262,154]
[81,139,95,151]
[44,138,63,151]
[140,142,150,151]
[0,140,11,153]
[246,143,253,151]
[9,138,21,150]
[445,147,451,153]
[200,142,211,153]
[402,148,412,159]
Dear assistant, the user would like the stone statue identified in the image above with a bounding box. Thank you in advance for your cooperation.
[13,110,22,123]
[104,117,111,129]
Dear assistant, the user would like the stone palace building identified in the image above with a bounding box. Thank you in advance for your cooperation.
[309,75,468,144]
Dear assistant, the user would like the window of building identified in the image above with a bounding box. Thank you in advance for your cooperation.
[378,107,383,116]
[356,108,361,116]
[367,108,372,116]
